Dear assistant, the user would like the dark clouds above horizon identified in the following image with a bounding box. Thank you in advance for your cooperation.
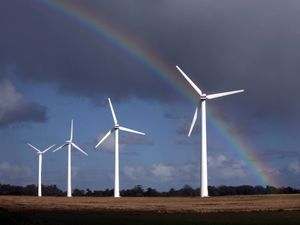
[1,0,300,118]
[0,0,299,189]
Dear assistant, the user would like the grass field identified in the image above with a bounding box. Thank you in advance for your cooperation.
[0,194,299,225]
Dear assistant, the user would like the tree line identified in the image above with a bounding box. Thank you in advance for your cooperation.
[0,184,299,197]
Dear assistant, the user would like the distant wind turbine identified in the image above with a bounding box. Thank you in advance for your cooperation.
[95,98,145,198]
[53,120,88,197]
[27,143,56,197]
[176,65,244,197]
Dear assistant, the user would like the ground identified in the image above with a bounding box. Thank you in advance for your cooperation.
[0,194,299,224]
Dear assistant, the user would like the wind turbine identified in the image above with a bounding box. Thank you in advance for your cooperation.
[176,65,244,197]
[27,143,56,197]
[95,98,145,198]
[53,120,88,197]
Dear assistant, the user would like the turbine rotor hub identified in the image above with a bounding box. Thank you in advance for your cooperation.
[114,124,120,129]
[200,94,207,100]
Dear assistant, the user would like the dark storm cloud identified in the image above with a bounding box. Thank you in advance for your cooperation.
[0,0,179,103]
[0,79,47,127]
[1,0,300,122]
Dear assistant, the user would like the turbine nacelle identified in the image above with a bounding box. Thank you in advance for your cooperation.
[27,143,56,155]
[176,65,244,137]
[53,120,88,156]
[95,98,146,150]
[200,94,207,100]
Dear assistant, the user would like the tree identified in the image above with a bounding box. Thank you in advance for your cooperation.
[145,187,158,197]
[73,189,85,196]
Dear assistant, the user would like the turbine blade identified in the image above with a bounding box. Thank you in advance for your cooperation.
[95,129,114,148]
[70,119,74,141]
[71,143,88,156]
[53,143,68,152]
[207,90,244,100]
[176,65,203,96]
[188,106,199,137]
[41,144,56,154]
[108,98,118,125]
[27,143,41,153]
[119,126,145,135]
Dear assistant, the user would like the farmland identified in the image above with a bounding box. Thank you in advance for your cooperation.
[0,194,299,224]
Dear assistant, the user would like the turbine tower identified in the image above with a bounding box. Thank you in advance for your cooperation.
[27,143,56,197]
[53,120,88,197]
[176,65,244,197]
[95,98,145,198]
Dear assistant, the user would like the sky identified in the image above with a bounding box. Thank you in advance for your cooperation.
[0,0,299,191]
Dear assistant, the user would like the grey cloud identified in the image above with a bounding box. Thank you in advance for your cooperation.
[123,165,146,181]
[0,0,178,103]
[0,79,47,127]
[1,1,300,133]
[122,156,292,188]
[151,164,175,182]
[0,161,32,181]
[288,160,300,174]
[122,157,256,188]
[122,162,199,186]
[207,155,251,185]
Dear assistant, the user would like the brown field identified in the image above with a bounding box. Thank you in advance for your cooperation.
[0,194,300,214]
[0,195,300,225]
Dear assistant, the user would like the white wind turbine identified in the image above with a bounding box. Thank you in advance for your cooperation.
[53,120,88,197]
[27,143,56,197]
[176,65,244,197]
[95,98,145,198]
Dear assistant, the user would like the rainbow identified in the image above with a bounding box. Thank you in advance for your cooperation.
[208,109,276,186]
[35,0,276,186]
